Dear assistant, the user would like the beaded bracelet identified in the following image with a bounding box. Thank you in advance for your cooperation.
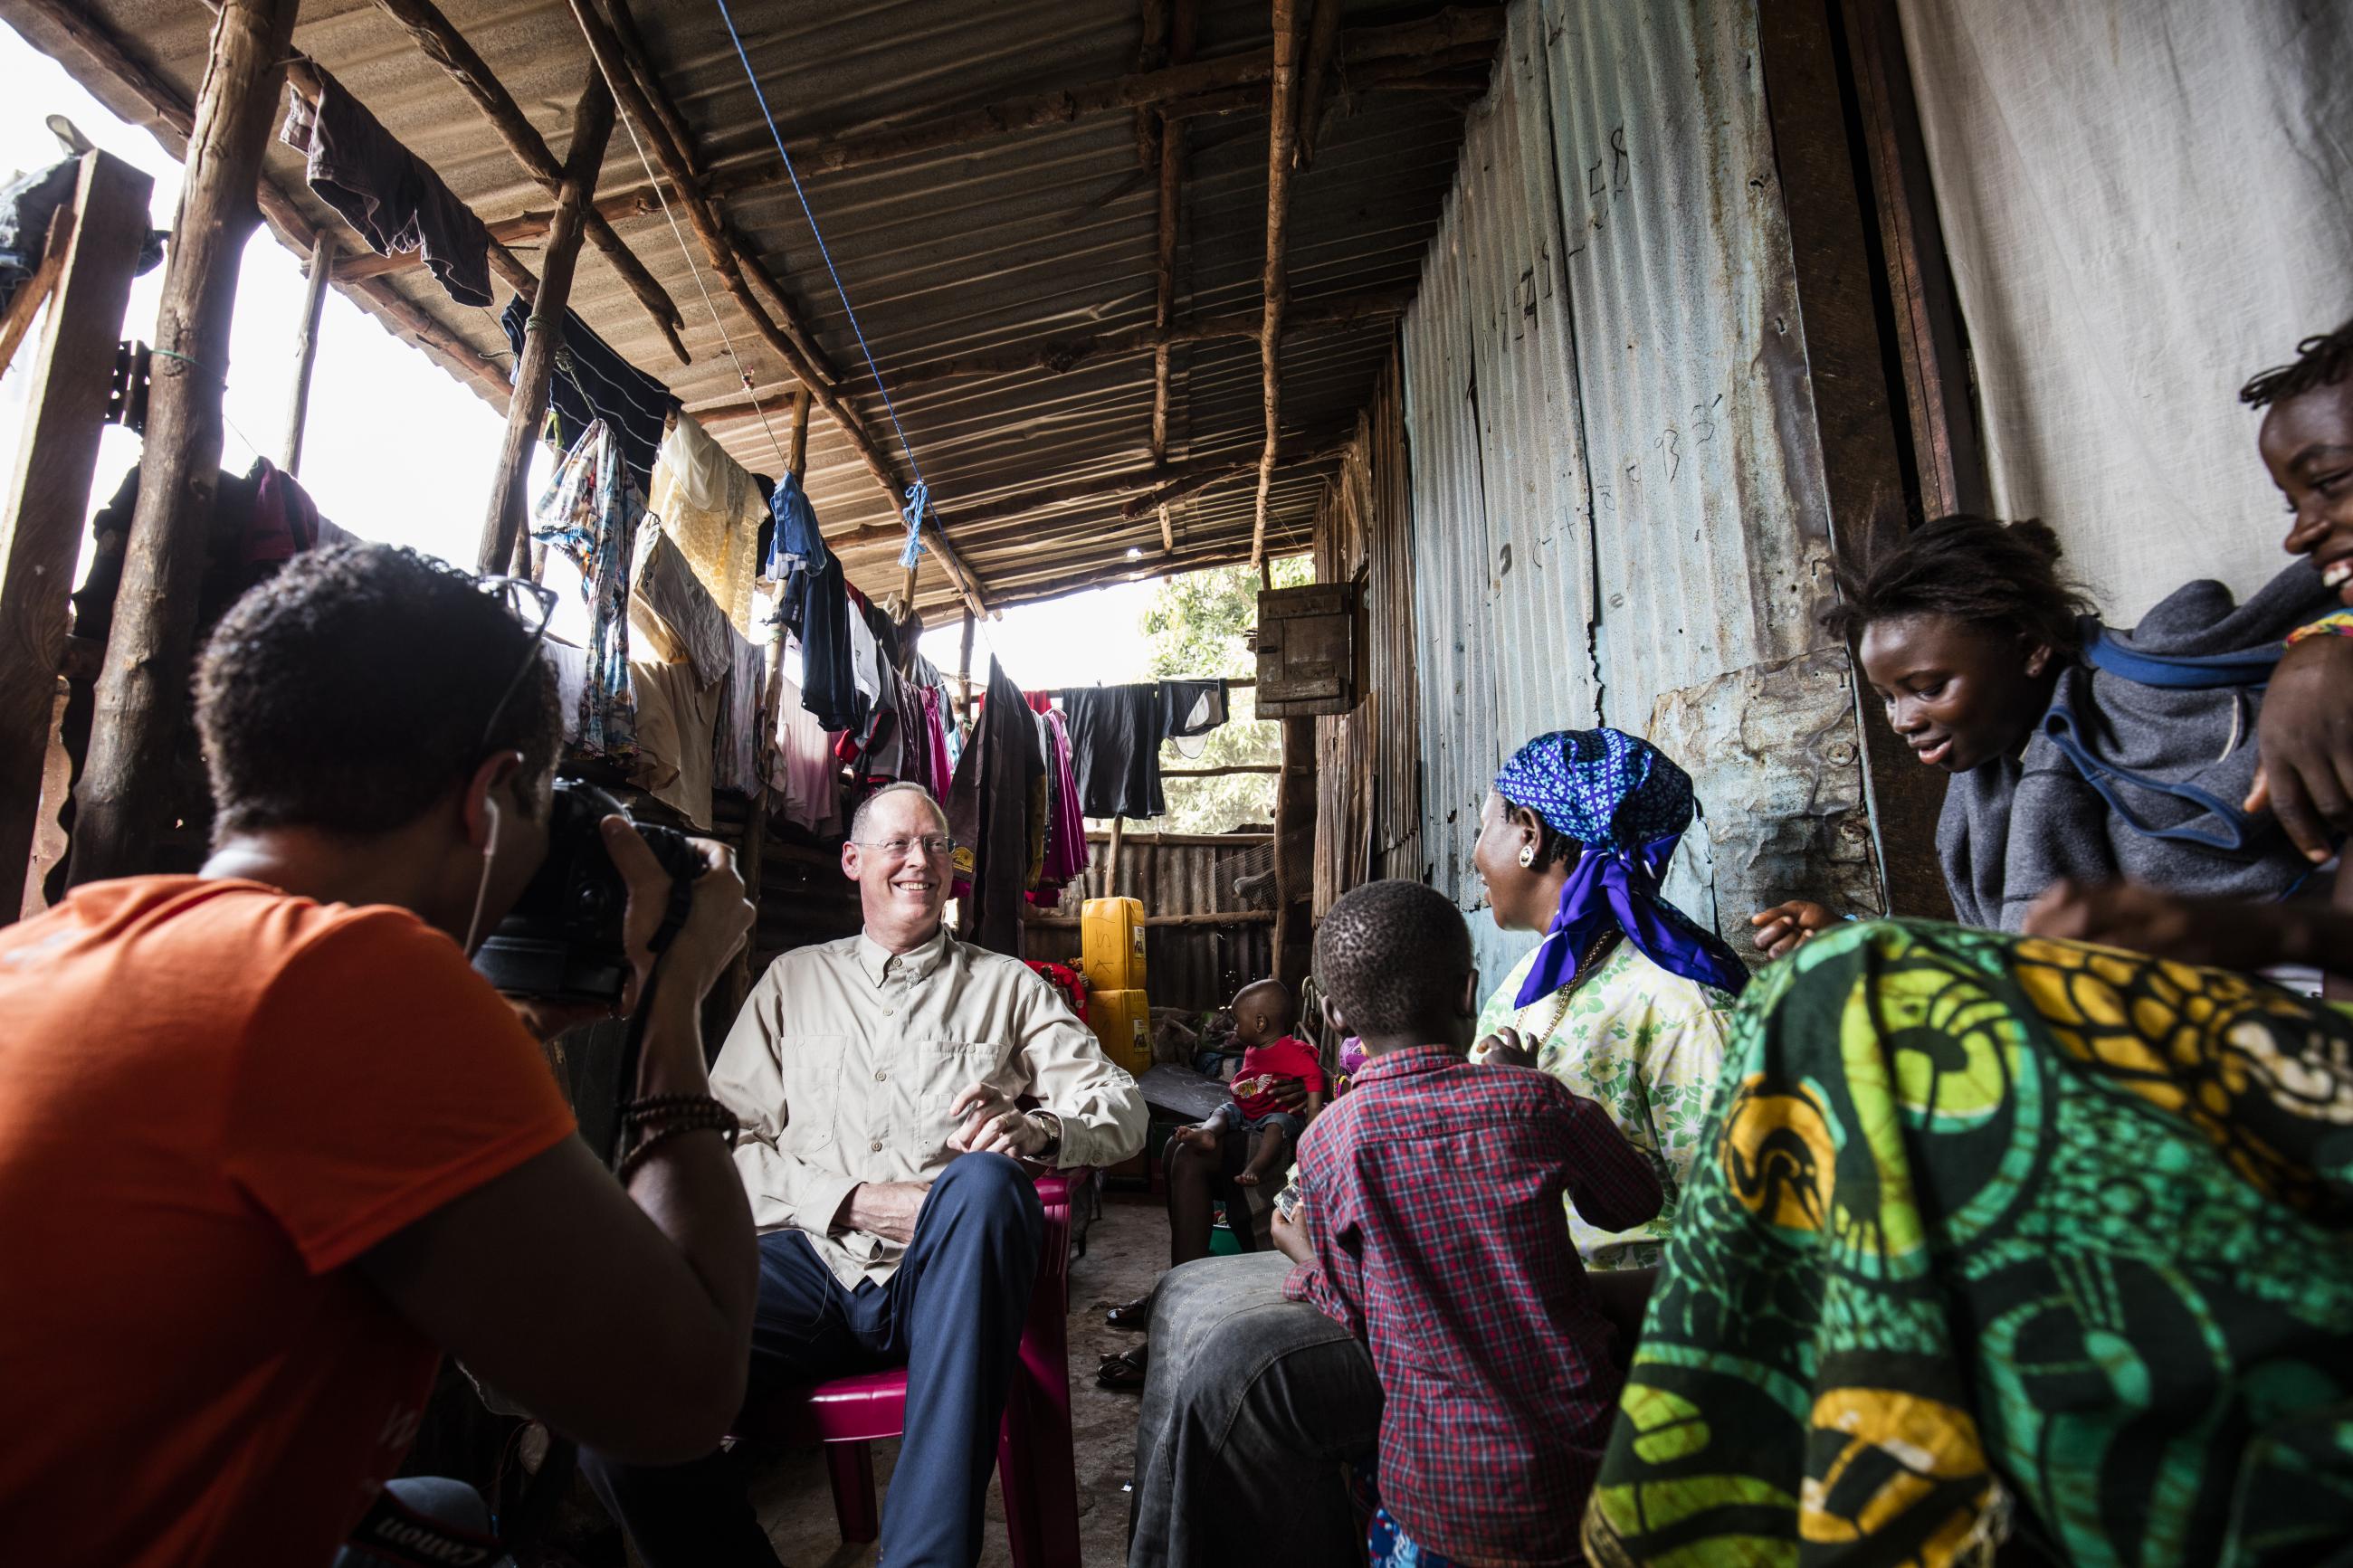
[2284,611,2353,647]
[613,1094,741,1182]
[615,1117,737,1183]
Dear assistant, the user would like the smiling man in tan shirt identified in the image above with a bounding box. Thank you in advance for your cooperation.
[583,782,1143,1568]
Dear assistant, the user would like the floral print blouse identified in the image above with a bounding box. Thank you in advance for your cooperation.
[1476,941,1737,1270]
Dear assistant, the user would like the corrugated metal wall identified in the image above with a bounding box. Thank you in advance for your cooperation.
[1310,343,1418,917]
[1396,0,1882,974]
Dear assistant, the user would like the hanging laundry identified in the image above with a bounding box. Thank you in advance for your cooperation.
[1062,683,1168,819]
[1029,707,1086,905]
[769,650,844,836]
[765,469,824,633]
[626,655,719,829]
[646,413,766,637]
[543,641,590,747]
[1159,678,1231,760]
[631,529,732,687]
[948,660,1045,955]
[499,296,678,492]
[530,420,637,757]
[281,72,491,308]
[713,633,767,796]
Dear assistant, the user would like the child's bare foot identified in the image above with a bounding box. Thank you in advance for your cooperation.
[1172,1123,1220,1155]
[1238,1126,1290,1188]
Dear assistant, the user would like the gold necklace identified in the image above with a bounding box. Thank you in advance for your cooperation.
[1513,927,1621,1046]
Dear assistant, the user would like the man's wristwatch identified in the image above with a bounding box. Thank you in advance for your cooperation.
[1030,1109,1063,1162]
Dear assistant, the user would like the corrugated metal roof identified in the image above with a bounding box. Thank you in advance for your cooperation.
[20,0,1492,614]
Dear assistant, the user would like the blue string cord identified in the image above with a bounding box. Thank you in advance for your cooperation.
[711,0,934,570]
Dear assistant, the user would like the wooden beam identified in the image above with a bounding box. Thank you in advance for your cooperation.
[1293,0,1343,169]
[477,79,615,573]
[1,0,514,405]
[604,0,698,178]
[786,386,812,477]
[72,0,302,887]
[1122,436,1344,519]
[0,153,152,919]
[692,289,1409,403]
[365,0,688,365]
[1253,0,1305,570]
[0,213,68,382]
[277,227,332,474]
[1151,0,1198,469]
[1023,910,1275,929]
[1160,765,1279,777]
[959,535,1317,616]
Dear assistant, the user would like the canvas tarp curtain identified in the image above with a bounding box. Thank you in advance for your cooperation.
[1897,0,2353,621]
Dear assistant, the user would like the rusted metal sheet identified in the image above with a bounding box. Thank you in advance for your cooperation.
[1394,0,1881,966]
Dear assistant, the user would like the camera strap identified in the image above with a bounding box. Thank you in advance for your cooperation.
[647,873,695,958]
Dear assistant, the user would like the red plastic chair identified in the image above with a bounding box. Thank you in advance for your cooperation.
[735,1171,1081,1568]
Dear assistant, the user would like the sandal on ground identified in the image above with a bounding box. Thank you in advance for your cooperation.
[1096,1347,1148,1391]
[1105,1297,1153,1331]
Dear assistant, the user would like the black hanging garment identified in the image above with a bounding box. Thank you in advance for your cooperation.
[497,296,679,491]
[1062,683,1167,819]
[948,659,1044,956]
[281,72,493,307]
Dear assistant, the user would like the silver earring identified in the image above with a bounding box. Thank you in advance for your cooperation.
[1517,843,1537,869]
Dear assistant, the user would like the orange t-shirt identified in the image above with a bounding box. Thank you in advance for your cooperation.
[0,877,577,1567]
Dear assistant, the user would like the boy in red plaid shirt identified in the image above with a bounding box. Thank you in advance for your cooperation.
[1274,879,1662,1567]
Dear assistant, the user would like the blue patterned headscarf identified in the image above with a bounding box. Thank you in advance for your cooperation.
[1494,728,1748,1006]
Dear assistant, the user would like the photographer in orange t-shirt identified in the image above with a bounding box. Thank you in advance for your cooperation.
[0,544,759,1567]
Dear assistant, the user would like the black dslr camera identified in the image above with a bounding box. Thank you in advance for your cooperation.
[472,779,704,1004]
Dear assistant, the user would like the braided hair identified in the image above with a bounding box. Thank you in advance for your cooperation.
[2240,318,2353,410]
[1818,514,2099,654]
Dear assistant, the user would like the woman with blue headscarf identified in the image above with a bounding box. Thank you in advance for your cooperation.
[1468,728,1748,1273]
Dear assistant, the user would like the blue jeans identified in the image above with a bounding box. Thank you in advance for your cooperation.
[1237,1108,1307,1145]
[582,1153,1044,1568]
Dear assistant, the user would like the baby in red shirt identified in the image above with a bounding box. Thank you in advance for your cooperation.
[1176,978,1326,1186]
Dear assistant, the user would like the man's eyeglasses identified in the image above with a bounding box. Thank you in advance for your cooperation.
[855,834,957,860]
[476,575,560,755]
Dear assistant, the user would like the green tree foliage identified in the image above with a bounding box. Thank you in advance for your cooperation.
[1129,558,1312,833]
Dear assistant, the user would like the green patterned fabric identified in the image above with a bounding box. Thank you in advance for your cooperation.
[1584,920,2353,1567]
[1479,943,1736,1270]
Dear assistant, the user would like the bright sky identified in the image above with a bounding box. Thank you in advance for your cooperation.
[0,21,1151,690]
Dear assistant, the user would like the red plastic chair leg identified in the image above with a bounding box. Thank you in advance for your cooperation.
[825,1440,879,1544]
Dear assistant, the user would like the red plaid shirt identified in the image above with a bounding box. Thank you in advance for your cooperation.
[1286,1046,1662,1566]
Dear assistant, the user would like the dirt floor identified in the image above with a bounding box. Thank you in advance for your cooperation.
[730,1186,1170,1568]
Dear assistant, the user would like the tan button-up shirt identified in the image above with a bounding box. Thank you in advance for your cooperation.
[712,925,1146,1288]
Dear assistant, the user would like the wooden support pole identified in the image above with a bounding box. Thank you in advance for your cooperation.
[0,152,152,918]
[71,0,301,887]
[278,227,331,474]
[1107,814,1126,894]
[366,0,688,364]
[957,609,976,724]
[786,386,812,478]
[1271,715,1315,981]
[1253,0,1304,571]
[1150,0,1198,470]
[1293,0,1343,169]
[477,78,615,574]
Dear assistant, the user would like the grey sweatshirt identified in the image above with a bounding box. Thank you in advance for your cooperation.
[1939,561,2335,931]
